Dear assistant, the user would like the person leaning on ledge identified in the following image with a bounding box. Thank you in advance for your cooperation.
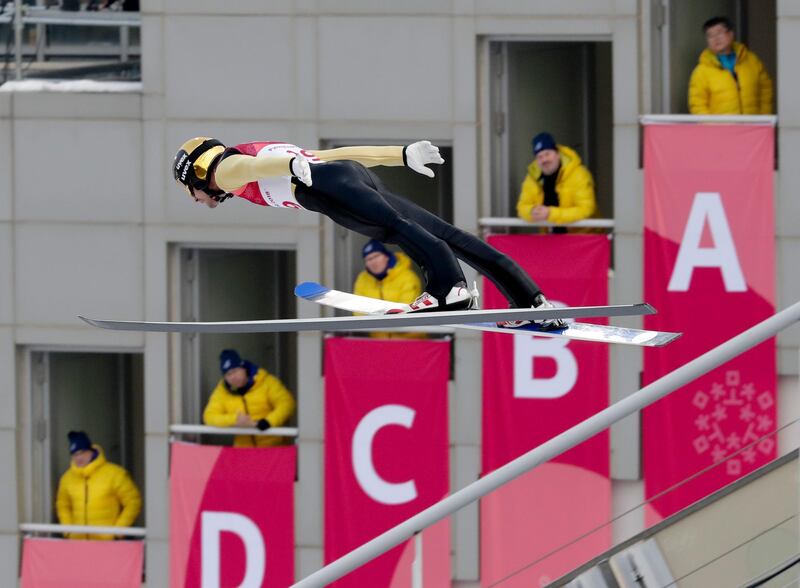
[55,431,142,540]
[203,349,296,447]
[516,132,597,232]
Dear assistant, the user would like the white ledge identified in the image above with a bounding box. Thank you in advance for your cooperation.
[170,424,299,437]
[640,114,777,125]
[20,523,146,537]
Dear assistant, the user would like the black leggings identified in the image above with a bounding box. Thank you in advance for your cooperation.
[295,161,542,306]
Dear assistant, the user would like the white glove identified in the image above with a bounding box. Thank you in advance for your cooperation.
[404,140,444,178]
[289,155,312,187]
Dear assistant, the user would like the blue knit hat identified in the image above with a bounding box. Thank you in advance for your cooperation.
[68,431,92,454]
[532,132,557,156]
[219,349,244,374]
[362,239,391,259]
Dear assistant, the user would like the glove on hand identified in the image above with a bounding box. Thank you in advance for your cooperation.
[256,418,272,431]
[289,155,312,187]
[403,140,444,178]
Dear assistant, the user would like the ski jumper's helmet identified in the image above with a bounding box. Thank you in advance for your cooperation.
[173,137,226,199]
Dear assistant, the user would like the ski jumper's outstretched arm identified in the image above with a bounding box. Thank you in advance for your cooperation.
[309,145,405,167]
[214,142,442,192]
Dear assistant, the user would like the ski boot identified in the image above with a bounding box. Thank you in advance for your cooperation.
[497,293,567,330]
[387,281,476,314]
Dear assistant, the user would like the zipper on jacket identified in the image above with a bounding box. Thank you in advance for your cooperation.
[84,479,89,528]
[242,396,258,446]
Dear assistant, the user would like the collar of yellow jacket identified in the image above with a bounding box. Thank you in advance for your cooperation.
[385,251,412,279]
[527,144,582,182]
[699,41,747,67]
[70,444,107,478]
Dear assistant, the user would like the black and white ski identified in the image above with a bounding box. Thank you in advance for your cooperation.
[78,284,657,335]
[294,282,681,347]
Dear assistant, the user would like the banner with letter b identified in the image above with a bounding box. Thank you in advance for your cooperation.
[481,234,611,587]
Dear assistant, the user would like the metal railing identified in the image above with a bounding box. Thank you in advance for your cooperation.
[170,424,299,438]
[640,114,777,126]
[3,2,141,81]
[479,217,615,229]
[534,427,800,586]
[291,299,800,588]
[20,522,146,537]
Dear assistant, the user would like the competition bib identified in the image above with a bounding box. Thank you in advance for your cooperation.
[255,143,322,209]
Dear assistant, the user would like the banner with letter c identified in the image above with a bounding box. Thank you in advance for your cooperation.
[643,122,776,522]
[481,234,611,587]
[169,442,296,588]
[325,337,450,588]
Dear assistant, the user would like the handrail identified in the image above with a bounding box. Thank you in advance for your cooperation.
[170,424,299,437]
[640,114,777,126]
[479,217,614,229]
[20,522,146,537]
[529,432,800,586]
[291,300,800,588]
[742,553,800,587]
[3,5,141,28]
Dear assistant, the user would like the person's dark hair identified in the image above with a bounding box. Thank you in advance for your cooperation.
[703,16,734,33]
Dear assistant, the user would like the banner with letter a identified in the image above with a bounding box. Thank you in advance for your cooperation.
[481,234,611,587]
[169,442,296,588]
[325,338,450,587]
[643,122,776,522]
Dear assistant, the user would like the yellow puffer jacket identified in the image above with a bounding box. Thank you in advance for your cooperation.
[516,145,597,224]
[353,252,424,339]
[353,252,421,304]
[688,42,773,115]
[203,366,296,447]
[55,445,142,540]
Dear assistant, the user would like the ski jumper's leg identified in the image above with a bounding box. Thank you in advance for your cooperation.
[378,190,543,308]
[294,161,465,298]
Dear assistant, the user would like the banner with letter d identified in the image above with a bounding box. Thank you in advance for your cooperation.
[643,122,776,522]
[169,442,296,587]
[325,338,450,587]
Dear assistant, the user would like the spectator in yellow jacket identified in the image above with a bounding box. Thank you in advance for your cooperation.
[353,239,424,339]
[688,16,773,115]
[516,132,597,231]
[203,349,296,447]
[55,431,142,540]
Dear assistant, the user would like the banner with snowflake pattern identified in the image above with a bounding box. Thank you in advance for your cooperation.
[642,122,776,522]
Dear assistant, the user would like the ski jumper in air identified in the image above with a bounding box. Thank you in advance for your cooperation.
[172,137,563,327]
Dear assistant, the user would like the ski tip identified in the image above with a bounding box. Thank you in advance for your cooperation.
[78,315,103,329]
[294,281,330,300]
[642,303,657,315]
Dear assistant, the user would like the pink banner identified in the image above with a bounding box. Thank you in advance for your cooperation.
[170,442,296,588]
[643,123,776,522]
[481,235,611,587]
[21,537,143,588]
[325,338,451,587]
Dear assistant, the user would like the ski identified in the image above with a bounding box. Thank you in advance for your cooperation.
[294,282,681,347]
[79,285,655,335]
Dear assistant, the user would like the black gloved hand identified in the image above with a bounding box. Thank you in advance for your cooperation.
[256,418,271,431]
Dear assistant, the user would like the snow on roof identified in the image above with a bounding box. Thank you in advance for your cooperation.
[0,79,142,93]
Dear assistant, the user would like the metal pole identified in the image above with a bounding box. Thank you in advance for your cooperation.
[291,300,800,588]
[14,0,22,81]
[411,533,423,588]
